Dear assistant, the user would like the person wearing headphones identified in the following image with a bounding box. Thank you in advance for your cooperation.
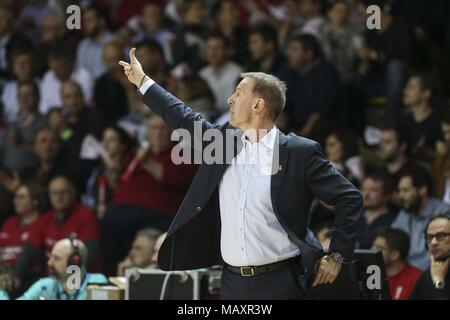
[409,214,450,299]
[16,237,107,300]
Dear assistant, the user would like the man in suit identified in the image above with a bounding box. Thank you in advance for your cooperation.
[119,48,363,300]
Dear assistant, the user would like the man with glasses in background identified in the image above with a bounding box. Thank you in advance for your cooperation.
[409,214,450,299]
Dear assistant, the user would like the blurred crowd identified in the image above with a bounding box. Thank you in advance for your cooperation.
[0,0,450,300]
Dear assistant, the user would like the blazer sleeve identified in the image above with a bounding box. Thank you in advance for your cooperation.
[306,142,363,261]
[141,83,220,149]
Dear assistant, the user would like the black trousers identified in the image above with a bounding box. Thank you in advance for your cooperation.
[220,262,309,300]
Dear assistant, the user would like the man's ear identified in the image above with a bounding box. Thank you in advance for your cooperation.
[254,98,264,110]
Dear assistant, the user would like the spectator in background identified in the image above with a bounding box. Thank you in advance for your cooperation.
[358,170,398,249]
[19,0,54,27]
[16,238,107,300]
[117,228,161,276]
[85,126,135,217]
[353,0,412,117]
[60,80,108,192]
[94,42,130,123]
[309,127,363,227]
[392,167,450,270]
[410,215,450,300]
[19,128,69,208]
[1,128,67,211]
[18,0,55,46]
[76,5,113,79]
[0,182,47,297]
[36,13,78,75]
[324,128,364,185]
[401,74,442,151]
[435,109,450,203]
[101,116,197,276]
[378,122,417,204]
[2,49,39,124]
[112,0,147,29]
[40,47,94,114]
[46,108,72,142]
[320,0,360,81]
[172,0,208,73]
[211,0,248,65]
[2,80,47,173]
[132,1,175,66]
[246,24,286,78]
[135,39,169,87]
[373,228,422,300]
[281,33,341,137]
[40,175,99,270]
[0,5,33,80]
[298,0,326,39]
[177,75,216,117]
[199,33,243,114]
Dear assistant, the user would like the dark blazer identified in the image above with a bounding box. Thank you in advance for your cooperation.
[142,83,363,288]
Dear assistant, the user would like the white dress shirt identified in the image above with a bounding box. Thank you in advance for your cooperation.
[219,127,299,266]
[76,32,113,79]
[139,81,299,267]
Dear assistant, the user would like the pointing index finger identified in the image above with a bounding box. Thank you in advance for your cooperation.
[130,47,136,63]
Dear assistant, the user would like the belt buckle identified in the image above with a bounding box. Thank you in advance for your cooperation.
[240,267,255,277]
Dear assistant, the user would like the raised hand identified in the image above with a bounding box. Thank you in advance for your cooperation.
[118,48,147,88]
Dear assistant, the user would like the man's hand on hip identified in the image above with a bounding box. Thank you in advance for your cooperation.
[312,255,342,287]
[119,48,148,88]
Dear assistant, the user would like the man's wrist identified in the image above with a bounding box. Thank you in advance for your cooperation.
[327,252,344,263]
[138,76,156,95]
[138,74,148,88]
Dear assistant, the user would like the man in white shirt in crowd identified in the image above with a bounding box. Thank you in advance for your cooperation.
[76,5,113,79]
[199,33,243,114]
[40,46,93,114]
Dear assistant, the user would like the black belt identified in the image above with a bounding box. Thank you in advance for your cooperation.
[227,256,300,277]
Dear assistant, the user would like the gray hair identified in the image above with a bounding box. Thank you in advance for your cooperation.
[241,72,287,120]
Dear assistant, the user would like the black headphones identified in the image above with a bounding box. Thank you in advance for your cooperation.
[424,213,450,250]
[67,234,82,268]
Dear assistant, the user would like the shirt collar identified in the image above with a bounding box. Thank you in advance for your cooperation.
[241,126,277,150]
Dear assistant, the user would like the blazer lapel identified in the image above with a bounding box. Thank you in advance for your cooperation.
[270,131,290,210]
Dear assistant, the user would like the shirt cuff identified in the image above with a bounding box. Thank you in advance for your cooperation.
[139,78,155,95]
